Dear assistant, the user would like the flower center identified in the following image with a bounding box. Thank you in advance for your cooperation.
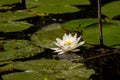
[64,41,73,45]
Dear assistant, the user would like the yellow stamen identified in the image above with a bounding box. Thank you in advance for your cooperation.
[64,41,72,45]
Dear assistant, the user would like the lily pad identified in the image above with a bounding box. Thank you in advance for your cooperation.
[26,0,90,7]
[3,40,32,51]
[0,61,14,73]
[0,0,20,6]
[0,21,32,32]
[2,72,43,80]
[31,23,65,48]
[102,1,120,19]
[63,18,98,32]
[0,11,34,21]
[83,22,120,48]
[26,0,90,14]
[2,59,94,80]
[30,4,80,14]
[0,40,44,60]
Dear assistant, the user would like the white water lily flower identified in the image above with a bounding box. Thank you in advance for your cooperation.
[51,33,85,55]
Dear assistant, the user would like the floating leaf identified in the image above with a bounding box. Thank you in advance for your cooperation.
[30,4,80,14]
[0,0,20,6]
[0,46,44,60]
[63,18,98,32]
[2,72,43,80]
[0,11,34,21]
[0,6,12,11]
[31,23,65,48]
[83,22,120,48]
[4,40,31,51]
[0,21,32,32]
[26,0,90,8]
[0,40,44,60]
[26,0,90,14]
[0,11,34,32]
[2,59,94,80]
[102,1,120,19]
[0,61,14,73]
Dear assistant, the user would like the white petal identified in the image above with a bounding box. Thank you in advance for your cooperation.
[63,33,68,40]
[72,49,80,52]
[74,33,77,39]
[56,38,63,46]
[58,51,64,55]
[56,38,62,42]
[50,48,59,50]
[53,42,60,47]
[54,50,62,53]
[25,70,36,73]
[68,33,72,38]
[79,41,85,46]
[61,46,68,51]
[50,48,63,53]
[76,36,81,42]
[69,43,76,49]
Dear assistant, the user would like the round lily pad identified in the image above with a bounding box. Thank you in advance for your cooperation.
[0,21,32,32]
[102,1,120,19]
[83,22,120,48]
[2,59,94,80]
[31,23,65,48]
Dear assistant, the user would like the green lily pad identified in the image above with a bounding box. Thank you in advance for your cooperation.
[26,0,90,8]
[31,23,65,48]
[0,0,20,6]
[0,21,32,32]
[63,18,98,32]
[30,4,80,14]
[26,0,90,14]
[2,59,94,80]
[4,40,31,51]
[0,40,44,60]
[2,72,43,80]
[0,61,14,73]
[0,11,34,21]
[83,22,120,48]
[102,1,120,19]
